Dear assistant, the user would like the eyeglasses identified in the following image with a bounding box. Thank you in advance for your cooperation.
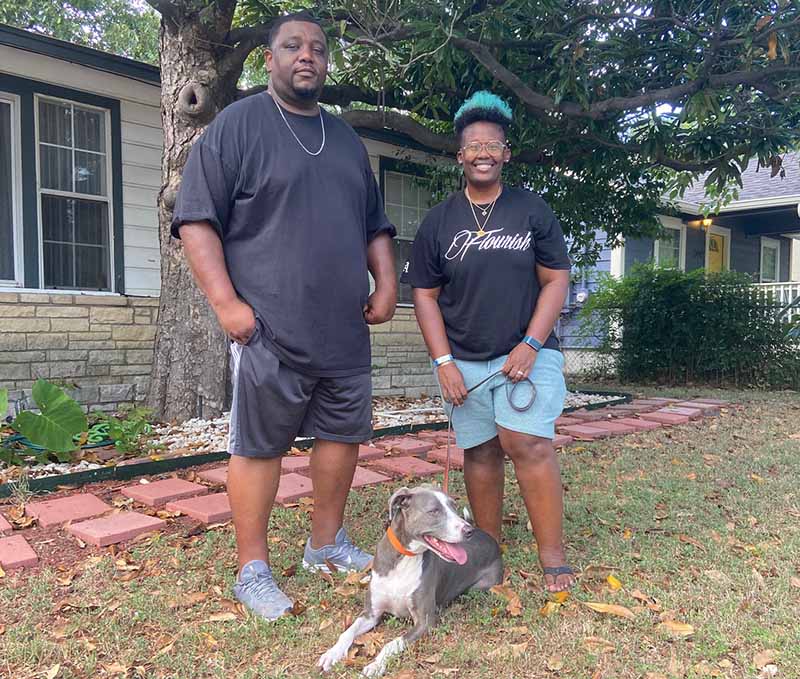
[460,141,507,156]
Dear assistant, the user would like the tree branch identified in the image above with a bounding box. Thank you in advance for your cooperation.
[144,0,180,24]
[453,36,800,120]
[341,110,549,165]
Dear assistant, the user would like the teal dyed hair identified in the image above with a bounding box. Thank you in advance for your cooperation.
[454,91,513,125]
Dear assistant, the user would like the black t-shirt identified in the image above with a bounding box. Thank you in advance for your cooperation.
[402,187,571,360]
[171,93,395,376]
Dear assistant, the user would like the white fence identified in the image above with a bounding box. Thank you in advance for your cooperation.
[753,282,800,322]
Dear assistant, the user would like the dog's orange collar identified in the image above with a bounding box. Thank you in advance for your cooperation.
[386,526,417,557]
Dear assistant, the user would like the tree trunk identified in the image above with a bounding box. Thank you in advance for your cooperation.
[147,2,241,422]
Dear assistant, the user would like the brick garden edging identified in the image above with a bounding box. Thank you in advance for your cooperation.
[0,396,727,570]
[0,390,632,498]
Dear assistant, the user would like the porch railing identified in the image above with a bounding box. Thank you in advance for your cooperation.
[753,281,800,322]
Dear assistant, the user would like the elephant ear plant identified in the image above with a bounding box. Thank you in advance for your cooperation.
[4,380,88,463]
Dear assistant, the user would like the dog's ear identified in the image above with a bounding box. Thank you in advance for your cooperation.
[388,487,412,523]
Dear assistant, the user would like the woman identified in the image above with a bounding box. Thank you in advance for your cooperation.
[402,91,575,592]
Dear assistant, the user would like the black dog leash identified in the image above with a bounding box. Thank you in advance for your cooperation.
[442,370,536,493]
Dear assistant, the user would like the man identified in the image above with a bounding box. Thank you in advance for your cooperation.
[171,12,397,621]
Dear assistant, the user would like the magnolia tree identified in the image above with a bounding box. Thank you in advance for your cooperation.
[141,0,800,420]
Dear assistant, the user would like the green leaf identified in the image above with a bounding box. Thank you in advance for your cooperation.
[0,387,7,420]
[12,380,87,453]
[0,446,24,466]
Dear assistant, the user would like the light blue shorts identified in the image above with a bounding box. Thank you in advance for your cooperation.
[437,349,567,449]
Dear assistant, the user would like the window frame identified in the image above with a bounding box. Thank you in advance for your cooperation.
[34,93,115,291]
[0,72,125,294]
[379,156,441,306]
[0,90,24,287]
[759,236,781,283]
[652,215,687,271]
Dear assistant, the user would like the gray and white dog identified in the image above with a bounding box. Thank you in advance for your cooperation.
[318,484,503,677]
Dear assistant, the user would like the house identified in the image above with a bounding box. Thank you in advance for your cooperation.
[4,24,797,408]
[559,157,800,369]
[0,24,447,411]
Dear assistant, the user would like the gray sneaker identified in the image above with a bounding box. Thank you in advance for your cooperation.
[302,527,373,573]
[233,560,293,621]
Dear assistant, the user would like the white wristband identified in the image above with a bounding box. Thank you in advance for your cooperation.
[433,353,454,367]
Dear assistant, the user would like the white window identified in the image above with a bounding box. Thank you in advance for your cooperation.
[384,168,437,303]
[0,92,23,286]
[653,216,686,270]
[760,237,780,283]
[35,95,113,291]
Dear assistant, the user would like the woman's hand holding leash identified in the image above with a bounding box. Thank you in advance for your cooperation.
[502,342,537,383]
[437,362,468,406]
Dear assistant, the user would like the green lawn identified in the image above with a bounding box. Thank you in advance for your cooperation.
[2,386,799,679]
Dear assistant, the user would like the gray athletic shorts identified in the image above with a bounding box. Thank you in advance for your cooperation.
[228,323,373,458]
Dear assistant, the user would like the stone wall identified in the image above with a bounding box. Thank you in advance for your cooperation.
[369,306,438,397]
[0,292,157,412]
[1,295,435,414]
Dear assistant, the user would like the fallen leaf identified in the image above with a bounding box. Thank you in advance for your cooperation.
[539,601,561,617]
[759,665,779,679]
[630,589,656,604]
[582,601,635,619]
[551,590,570,603]
[750,473,767,483]
[754,649,777,669]
[169,592,208,609]
[289,600,307,616]
[201,612,238,623]
[645,674,668,679]
[422,653,442,664]
[790,576,800,589]
[100,662,128,676]
[658,620,695,637]
[582,564,618,579]
[0,624,5,635]
[606,574,622,590]
[490,584,522,616]
[45,664,61,679]
[546,654,564,671]
[582,636,616,654]
[152,637,178,657]
[678,534,706,551]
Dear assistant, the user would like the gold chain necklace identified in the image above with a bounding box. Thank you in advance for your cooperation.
[465,186,502,237]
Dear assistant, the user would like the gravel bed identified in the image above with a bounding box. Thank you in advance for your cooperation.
[1,391,621,482]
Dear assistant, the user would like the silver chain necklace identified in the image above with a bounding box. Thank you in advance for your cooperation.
[271,93,326,156]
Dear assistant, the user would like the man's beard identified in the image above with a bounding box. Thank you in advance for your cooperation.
[292,79,323,100]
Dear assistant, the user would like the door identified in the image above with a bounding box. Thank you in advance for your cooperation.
[705,226,730,273]
[707,232,725,272]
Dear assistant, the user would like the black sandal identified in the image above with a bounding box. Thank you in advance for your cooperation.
[542,565,576,591]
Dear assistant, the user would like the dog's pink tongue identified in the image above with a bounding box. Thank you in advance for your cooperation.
[430,537,468,565]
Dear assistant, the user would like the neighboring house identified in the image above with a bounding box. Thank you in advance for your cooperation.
[560,157,800,367]
[0,24,447,411]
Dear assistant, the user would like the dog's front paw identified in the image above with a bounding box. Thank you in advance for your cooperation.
[362,659,387,678]
[318,646,346,673]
